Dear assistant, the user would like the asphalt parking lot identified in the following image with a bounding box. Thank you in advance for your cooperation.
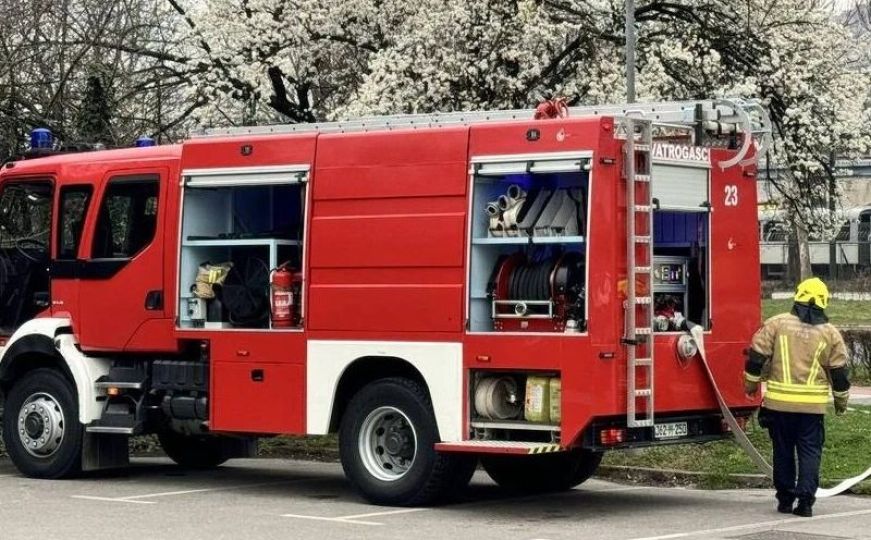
[0,457,869,540]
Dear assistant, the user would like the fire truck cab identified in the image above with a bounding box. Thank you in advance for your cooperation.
[0,99,769,505]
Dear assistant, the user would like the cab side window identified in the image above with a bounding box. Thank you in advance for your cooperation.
[92,177,159,259]
[57,186,93,260]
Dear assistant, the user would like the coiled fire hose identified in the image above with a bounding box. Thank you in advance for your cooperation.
[689,324,871,498]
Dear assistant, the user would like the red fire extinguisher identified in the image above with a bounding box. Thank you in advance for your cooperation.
[271,263,295,328]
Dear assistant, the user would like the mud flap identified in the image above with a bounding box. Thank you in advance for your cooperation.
[82,433,130,472]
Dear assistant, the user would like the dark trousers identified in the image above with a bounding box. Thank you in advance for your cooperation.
[767,410,825,506]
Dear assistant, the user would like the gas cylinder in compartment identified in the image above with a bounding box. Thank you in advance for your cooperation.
[524,376,551,423]
[549,377,561,424]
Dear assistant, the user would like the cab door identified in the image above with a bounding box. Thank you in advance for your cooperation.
[75,169,167,351]
[0,179,54,335]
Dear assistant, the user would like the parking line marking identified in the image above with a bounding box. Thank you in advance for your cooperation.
[72,478,318,504]
[339,508,427,520]
[71,495,156,505]
[627,507,871,540]
[280,514,382,526]
[281,507,426,526]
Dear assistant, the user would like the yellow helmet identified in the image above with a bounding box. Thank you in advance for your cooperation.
[794,277,829,309]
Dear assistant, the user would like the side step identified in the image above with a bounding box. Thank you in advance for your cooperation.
[435,441,564,455]
[86,426,135,435]
[95,381,143,390]
[86,411,141,435]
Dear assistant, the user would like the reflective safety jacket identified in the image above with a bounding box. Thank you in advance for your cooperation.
[746,312,850,414]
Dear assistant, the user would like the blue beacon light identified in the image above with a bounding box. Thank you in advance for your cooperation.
[30,128,54,149]
[135,136,156,147]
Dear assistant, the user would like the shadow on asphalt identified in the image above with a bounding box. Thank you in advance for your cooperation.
[0,457,701,517]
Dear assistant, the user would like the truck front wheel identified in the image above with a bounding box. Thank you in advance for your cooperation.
[481,448,603,493]
[339,377,475,506]
[2,368,84,478]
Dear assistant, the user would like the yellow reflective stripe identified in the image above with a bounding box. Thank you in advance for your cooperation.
[744,372,761,383]
[807,341,826,386]
[767,381,829,395]
[780,335,792,384]
[765,390,829,404]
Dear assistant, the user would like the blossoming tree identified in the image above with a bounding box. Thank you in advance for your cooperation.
[175,0,871,271]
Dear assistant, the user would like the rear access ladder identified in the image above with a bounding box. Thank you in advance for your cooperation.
[623,117,656,429]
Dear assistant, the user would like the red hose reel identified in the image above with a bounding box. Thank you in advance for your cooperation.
[488,251,585,332]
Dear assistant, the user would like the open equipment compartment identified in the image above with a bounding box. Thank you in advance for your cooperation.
[468,154,591,334]
[650,161,710,331]
[178,167,307,330]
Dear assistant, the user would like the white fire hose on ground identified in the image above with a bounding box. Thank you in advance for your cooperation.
[689,324,871,498]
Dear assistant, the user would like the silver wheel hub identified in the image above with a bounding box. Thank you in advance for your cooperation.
[18,393,65,458]
[358,406,417,482]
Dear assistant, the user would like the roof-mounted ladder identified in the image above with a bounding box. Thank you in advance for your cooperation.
[194,98,772,168]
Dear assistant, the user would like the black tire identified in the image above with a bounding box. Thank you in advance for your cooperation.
[2,368,83,478]
[339,377,476,506]
[482,448,603,493]
[157,430,236,469]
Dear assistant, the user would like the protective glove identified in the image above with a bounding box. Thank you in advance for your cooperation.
[744,380,759,399]
[834,395,848,416]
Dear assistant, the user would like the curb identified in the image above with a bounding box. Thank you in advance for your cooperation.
[595,464,770,489]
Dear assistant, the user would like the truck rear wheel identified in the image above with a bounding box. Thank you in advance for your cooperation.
[339,377,475,506]
[2,368,83,478]
[481,448,602,493]
[158,431,235,469]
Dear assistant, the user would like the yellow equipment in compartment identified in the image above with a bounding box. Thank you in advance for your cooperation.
[524,376,561,424]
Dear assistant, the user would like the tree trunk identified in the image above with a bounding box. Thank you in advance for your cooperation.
[794,220,812,280]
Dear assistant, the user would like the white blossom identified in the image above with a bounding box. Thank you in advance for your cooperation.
[179,0,871,229]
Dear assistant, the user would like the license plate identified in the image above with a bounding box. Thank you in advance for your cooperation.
[654,421,688,440]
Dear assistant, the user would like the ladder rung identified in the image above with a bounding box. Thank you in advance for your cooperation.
[635,358,653,367]
[635,296,652,304]
[635,144,651,152]
[635,389,652,397]
[631,419,655,428]
[635,235,651,243]
[634,205,652,213]
[635,328,652,335]
[634,174,651,183]
[634,266,651,273]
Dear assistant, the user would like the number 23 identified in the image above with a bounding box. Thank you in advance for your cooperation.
[724,185,738,206]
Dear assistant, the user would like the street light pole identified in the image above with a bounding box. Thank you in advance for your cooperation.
[626,0,636,103]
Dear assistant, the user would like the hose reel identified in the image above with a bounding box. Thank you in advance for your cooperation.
[488,251,585,332]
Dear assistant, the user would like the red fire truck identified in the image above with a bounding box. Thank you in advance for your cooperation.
[0,99,769,505]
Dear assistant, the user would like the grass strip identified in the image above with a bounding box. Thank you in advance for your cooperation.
[602,406,871,494]
[762,298,871,326]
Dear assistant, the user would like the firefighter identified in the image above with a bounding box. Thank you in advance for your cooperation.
[744,277,850,517]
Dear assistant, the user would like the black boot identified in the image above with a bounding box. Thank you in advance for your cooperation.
[793,502,813,517]
[777,501,793,514]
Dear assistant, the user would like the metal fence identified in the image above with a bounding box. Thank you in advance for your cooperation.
[760,241,871,279]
